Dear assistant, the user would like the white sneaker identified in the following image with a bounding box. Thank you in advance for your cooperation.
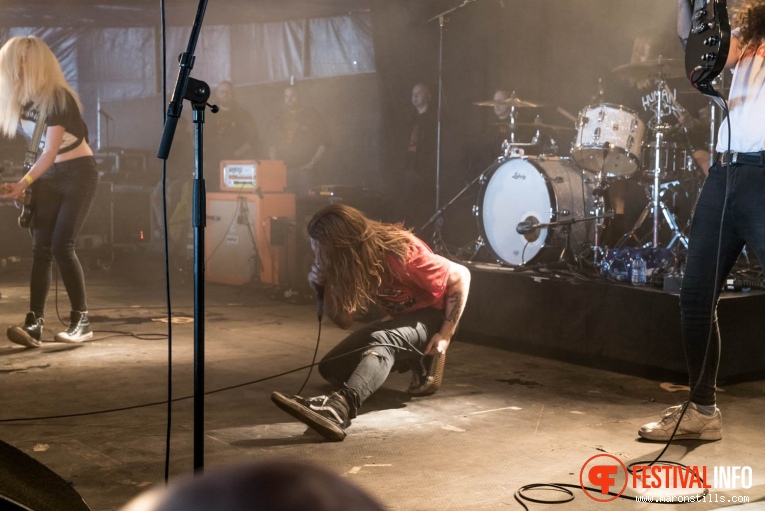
[54,311,93,343]
[639,402,722,442]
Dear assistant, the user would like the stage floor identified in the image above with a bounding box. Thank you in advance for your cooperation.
[1,250,764,511]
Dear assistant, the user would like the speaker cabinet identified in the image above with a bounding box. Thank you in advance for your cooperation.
[0,439,91,511]
[206,192,295,286]
[112,185,152,245]
[0,203,30,260]
[78,182,153,249]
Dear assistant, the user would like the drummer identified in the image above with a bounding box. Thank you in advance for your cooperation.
[623,29,711,173]
[478,89,559,167]
[599,29,709,244]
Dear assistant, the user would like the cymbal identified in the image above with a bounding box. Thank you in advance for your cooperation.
[473,97,546,108]
[611,58,685,81]
[491,121,575,132]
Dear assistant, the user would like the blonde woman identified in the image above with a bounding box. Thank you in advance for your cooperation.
[272,204,471,441]
[0,36,97,347]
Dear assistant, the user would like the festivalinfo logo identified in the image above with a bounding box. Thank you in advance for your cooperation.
[580,454,753,503]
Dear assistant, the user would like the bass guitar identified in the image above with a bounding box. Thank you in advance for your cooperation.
[684,0,731,98]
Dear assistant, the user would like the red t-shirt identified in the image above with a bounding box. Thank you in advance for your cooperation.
[374,236,450,316]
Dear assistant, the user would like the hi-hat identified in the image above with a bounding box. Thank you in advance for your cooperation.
[611,58,685,81]
[491,121,575,131]
[473,96,546,108]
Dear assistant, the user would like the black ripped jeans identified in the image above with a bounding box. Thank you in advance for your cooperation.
[29,156,98,316]
[318,307,445,417]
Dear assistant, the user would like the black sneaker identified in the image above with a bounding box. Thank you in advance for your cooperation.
[408,352,446,397]
[54,311,93,343]
[7,312,44,348]
[271,391,350,441]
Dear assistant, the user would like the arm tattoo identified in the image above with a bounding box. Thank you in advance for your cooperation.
[445,291,463,323]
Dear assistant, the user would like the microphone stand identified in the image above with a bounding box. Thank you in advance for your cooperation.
[156,0,213,473]
[517,212,615,234]
[427,0,479,216]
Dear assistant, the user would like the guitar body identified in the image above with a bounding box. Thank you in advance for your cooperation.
[684,0,731,97]
[15,108,47,230]
[17,188,34,229]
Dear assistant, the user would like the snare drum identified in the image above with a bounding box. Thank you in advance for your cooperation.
[474,156,598,266]
[642,141,692,177]
[572,103,646,179]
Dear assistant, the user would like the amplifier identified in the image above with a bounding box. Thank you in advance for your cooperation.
[308,184,366,200]
[205,192,296,286]
[219,160,286,193]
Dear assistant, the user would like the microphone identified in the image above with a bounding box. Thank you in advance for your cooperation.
[516,221,538,235]
[725,277,765,291]
[316,284,325,320]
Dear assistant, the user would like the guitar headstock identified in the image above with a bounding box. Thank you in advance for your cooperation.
[685,0,731,91]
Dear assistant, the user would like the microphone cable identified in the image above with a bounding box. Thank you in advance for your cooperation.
[646,95,731,465]
[295,285,324,396]
[510,85,733,511]
[0,340,424,423]
[158,0,174,485]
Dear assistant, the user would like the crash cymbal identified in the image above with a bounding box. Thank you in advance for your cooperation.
[611,58,685,81]
[473,97,546,108]
[491,121,575,131]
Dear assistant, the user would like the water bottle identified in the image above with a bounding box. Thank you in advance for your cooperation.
[631,252,647,286]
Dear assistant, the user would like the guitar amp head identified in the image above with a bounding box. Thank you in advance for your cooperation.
[219,160,286,193]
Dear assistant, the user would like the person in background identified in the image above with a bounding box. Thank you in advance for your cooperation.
[119,459,386,511]
[207,80,260,191]
[272,204,470,441]
[151,115,192,245]
[268,84,329,196]
[0,35,98,347]
[401,82,438,231]
[639,0,765,442]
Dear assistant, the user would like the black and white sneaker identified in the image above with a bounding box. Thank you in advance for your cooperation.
[54,311,93,343]
[7,312,44,348]
[271,391,350,441]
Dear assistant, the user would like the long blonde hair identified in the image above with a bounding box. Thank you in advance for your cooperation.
[0,35,82,137]
[307,205,414,314]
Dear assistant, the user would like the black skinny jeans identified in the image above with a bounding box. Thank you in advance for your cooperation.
[30,156,98,316]
[318,307,445,417]
[681,161,765,406]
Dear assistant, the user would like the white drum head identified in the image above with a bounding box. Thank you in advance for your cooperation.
[479,158,553,265]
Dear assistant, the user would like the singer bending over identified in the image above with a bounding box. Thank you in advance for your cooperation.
[0,36,98,348]
[639,0,765,442]
[272,204,471,441]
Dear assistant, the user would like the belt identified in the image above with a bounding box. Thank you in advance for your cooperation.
[719,151,765,166]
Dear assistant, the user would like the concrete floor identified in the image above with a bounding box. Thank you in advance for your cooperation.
[1,250,764,511]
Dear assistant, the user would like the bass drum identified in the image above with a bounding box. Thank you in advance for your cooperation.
[475,157,598,266]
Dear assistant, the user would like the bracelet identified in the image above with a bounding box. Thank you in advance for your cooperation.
[22,174,34,186]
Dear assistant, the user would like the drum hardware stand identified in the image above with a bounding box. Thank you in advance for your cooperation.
[588,143,613,267]
[590,175,610,266]
[420,167,485,255]
[516,212,615,265]
[428,0,479,216]
[619,77,689,251]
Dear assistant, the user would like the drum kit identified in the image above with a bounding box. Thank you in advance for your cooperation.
[459,57,708,269]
